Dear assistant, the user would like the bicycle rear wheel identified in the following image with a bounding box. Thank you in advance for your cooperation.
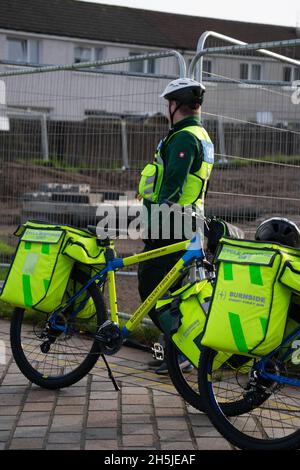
[10,267,107,390]
[166,340,267,414]
[198,346,300,450]
[165,338,205,411]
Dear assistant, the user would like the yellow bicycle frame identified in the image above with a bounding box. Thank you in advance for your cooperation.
[104,235,204,338]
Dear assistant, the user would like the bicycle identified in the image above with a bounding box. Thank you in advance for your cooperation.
[10,221,212,410]
[198,276,300,449]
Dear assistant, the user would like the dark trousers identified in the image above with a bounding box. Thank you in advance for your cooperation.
[137,238,185,329]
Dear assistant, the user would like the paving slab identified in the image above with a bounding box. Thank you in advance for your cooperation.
[0,318,234,450]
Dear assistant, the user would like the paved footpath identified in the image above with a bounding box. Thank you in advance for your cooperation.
[0,319,234,450]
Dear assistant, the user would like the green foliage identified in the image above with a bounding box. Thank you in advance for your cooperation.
[0,240,14,256]
[0,301,160,346]
[0,267,9,279]
[118,318,160,346]
[0,300,13,320]
[16,156,121,171]
[215,154,300,169]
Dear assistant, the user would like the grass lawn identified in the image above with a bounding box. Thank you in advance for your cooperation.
[0,299,160,347]
[215,154,300,168]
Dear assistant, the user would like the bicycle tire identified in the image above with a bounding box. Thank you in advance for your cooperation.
[198,346,300,450]
[165,338,205,411]
[10,268,107,390]
[166,340,267,415]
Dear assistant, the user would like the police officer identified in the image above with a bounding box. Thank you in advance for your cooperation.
[137,78,214,373]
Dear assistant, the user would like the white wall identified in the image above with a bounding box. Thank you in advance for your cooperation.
[0,29,298,125]
[43,38,74,65]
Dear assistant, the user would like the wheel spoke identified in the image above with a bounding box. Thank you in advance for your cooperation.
[10,272,107,389]
[198,347,300,449]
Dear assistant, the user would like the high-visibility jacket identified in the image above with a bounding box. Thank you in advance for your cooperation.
[138,125,214,208]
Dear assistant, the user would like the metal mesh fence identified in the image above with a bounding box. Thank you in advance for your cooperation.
[0,51,181,264]
[0,40,300,269]
[190,37,300,237]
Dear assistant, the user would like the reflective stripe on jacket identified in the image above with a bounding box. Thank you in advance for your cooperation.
[138,125,214,207]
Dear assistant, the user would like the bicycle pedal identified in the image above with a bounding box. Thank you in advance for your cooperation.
[152,342,165,361]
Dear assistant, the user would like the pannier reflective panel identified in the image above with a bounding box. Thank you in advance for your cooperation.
[155,280,231,368]
[201,238,300,357]
[0,221,107,313]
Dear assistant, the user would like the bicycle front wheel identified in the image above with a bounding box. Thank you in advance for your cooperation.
[198,346,300,450]
[10,267,107,390]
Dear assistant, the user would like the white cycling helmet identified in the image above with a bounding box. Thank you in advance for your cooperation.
[160,77,205,105]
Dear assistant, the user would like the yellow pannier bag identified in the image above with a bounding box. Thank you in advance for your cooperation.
[62,235,106,265]
[279,261,300,294]
[61,233,109,319]
[62,265,105,320]
[201,238,297,357]
[155,280,231,368]
[0,221,106,314]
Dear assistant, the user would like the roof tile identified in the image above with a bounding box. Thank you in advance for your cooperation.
[0,0,298,52]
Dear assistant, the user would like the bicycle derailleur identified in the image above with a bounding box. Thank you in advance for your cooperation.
[242,360,284,408]
[94,320,123,355]
[38,313,69,353]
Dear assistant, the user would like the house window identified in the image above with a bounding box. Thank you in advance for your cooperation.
[293,67,300,81]
[283,66,300,82]
[240,63,249,80]
[30,40,40,64]
[147,58,155,74]
[74,47,92,63]
[283,66,292,82]
[129,53,144,73]
[251,64,261,81]
[8,38,27,62]
[203,60,212,78]
[240,63,261,81]
[94,48,103,62]
[7,37,40,63]
[129,52,156,74]
[74,46,103,63]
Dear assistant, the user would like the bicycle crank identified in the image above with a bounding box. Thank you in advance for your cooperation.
[95,320,123,355]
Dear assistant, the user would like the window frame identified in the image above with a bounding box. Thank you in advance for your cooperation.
[129,51,157,74]
[240,62,262,81]
[251,63,262,81]
[74,45,104,64]
[293,67,300,81]
[283,66,292,82]
[202,59,212,78]
[7,36,40,64]
[240,62,250,80]
[283,66,300,83]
